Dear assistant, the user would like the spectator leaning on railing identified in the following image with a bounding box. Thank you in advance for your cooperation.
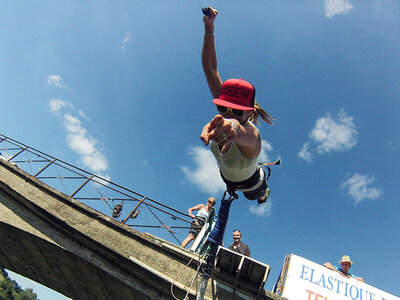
[324,255,364,282]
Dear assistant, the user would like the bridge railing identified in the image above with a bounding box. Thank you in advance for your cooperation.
[0,134,192,245]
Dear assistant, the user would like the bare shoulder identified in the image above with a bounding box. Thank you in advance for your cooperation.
[244,121,260,136]
[191,203,204,210]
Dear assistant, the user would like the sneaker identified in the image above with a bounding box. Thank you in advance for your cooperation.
[257,188,270,205]
[112,204,123,218]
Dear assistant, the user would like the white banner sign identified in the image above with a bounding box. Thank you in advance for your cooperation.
[281,254,399,300]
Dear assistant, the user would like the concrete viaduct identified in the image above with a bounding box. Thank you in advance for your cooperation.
[0,158,286,300]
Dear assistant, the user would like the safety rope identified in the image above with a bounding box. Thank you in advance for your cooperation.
[170,250,207,300]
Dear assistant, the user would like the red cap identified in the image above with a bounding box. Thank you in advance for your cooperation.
[212,79,255,111]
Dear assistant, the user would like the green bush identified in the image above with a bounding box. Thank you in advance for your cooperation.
[0,269,38,300]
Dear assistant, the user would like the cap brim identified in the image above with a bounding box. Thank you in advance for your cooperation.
[212,99,254,111]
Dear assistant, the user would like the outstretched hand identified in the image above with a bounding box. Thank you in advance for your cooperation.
[201,115,236,146]
[203,7,218,26]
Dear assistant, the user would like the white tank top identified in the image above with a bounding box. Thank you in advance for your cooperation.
[210,139,258,182]
[196,208,209,219]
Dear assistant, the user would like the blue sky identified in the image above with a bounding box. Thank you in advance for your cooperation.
[1,0,399,298]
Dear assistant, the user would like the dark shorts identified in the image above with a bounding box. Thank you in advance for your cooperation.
[189,217,206,237]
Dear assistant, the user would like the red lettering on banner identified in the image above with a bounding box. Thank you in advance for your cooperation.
[306,289,328,300]
[306,290,315,300]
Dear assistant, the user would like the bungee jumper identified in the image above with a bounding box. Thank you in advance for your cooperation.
[196,7,280,298]
[200,7,275,206]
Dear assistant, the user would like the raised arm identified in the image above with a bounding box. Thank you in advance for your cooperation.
[202,7,223,98]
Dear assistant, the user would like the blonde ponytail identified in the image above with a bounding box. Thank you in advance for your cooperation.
[248,101,274,125]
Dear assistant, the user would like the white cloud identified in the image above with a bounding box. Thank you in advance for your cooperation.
[385,138,400,153]
[47,75,66,88]
[63,113,108,173]
[181,146,225,194]
[91,175,111,189]
[299,109,357,162]
[78,110,90,121]
[49,98,109,176]
[341,173,382,204]
[310,109,357,154]
[259,139,273,163]
[324,0,353,18]
[249,201,272,217]
[81,151,109,173]
[298,143,312,163]
[121,32,131,50]
[49,99,72,113]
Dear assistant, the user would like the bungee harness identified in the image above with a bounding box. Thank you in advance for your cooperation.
[219,159,280,204]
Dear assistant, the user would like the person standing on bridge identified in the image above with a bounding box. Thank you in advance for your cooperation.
[181,197,216,248]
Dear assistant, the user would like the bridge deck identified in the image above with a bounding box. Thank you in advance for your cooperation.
[0,159,285,300]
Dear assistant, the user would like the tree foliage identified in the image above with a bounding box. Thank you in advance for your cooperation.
[0,268,38,300]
